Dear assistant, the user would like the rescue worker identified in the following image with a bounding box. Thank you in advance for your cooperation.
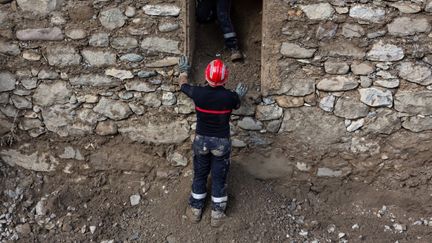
[196,0,243,61]
[178,56,247,227]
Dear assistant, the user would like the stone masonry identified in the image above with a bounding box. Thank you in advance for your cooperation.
[262,0,432,176]
[1,0,432,178]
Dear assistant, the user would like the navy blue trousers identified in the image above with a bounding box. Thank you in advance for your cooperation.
[189,135,231,212]
[196,0,239,49]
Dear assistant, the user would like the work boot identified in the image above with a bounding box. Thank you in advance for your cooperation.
[186,206,202,223]
[210,210,227,227]
[230,48,243,62]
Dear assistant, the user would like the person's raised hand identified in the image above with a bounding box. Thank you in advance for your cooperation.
[235,83,248,99]
[178,55,191,74]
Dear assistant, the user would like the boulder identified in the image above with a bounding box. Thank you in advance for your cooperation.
[365,109,401,135]
[359,87,393,107]
[81,50,116,67]
[237,117,263,131]
[141,37,180,54]
[42,104,92,137]
[256,105,283,121]
[46,46,81,67]
[300,3,334,20]
[367,41,404,62]
[394,91,432,115]
[16,27,63,41]
[1,147,58,171]
[317,76,358,91]
[324,60,349,74]
[349,5,385,23]
[319,95,336,112]
[334,96,369,119]
[142,5,180,16]
[17,0,63,15]
[93,97,133,120]
[111,37,138,50]
[99,8,126,30]
[388,17,430,36]
[89,33,109,47]
[275,96,304,108]
[278,78,315,96]
[389,2,421,13]
[398,62,432,86]
[95,121,118,136]
[351,61,374,75]
[125,80,159,92]
[0,71,16,92]
[118,116,190,144]
[280,42,316,58]
[320,42,366,59]
[0,41,20,56]
[402,116,432,132]
[280,107,347,146]
[70,74,119,87]
[341,23,365,38]
[33,81,71,107]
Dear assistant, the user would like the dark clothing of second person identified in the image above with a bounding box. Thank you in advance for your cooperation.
[181,84,240,138]
[196,0,238,49]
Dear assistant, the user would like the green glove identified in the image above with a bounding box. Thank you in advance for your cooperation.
[235,83,248,99]
[178,56,190,74]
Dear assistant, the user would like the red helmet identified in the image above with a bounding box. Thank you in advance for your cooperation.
[205,59,228,86]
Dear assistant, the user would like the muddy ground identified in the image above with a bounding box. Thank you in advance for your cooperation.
[1,151,432,243]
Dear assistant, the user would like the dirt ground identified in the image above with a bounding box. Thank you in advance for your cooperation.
[1,151,432,243]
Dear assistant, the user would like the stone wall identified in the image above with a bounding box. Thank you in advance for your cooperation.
[260,0,432,177]
[0,0,195,171]
[2,0,432,178]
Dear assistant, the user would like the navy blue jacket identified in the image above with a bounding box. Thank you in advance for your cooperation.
[181,84,240,138]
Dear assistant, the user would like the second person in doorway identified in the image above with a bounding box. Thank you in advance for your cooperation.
[196,0,243,62]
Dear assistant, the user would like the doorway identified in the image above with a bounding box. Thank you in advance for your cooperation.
[191,0,263,91]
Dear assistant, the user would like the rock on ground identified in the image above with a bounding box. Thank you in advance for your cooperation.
[1,147,58,171]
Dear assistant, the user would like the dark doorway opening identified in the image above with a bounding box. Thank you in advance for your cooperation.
[191,0,262,91]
